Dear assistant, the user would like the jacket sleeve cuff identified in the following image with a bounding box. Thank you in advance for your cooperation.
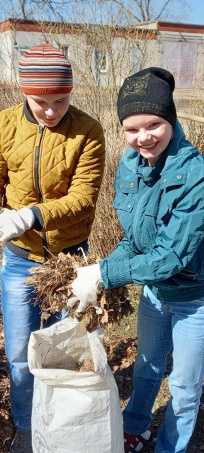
[31,207,44,231]
[99,256,132,289]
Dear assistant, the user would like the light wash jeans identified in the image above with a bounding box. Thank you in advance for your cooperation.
[123,285,204,453]
[1,244,87,431]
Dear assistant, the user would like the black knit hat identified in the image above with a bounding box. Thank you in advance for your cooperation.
[117,67,177,127]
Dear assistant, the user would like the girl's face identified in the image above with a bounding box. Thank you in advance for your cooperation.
[123,114,173,166]
[26,92,71,128]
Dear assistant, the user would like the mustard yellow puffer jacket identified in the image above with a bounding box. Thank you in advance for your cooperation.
[0,103,105,262]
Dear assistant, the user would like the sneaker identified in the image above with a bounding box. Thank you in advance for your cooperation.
[124,429,156,453]
[9,430,32,453]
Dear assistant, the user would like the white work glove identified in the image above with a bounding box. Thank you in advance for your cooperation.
[0,207,34,243]
[70,263,103,313]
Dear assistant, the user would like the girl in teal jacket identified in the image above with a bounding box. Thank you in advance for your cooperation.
[71,67,204,453]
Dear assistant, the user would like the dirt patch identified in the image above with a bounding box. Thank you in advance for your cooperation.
[0,317,14,452]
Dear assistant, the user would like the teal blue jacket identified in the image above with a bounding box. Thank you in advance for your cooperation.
[100,122,204,301]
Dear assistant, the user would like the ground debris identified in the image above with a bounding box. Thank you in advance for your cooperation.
[0,318,14,452]
[104,336,137,372]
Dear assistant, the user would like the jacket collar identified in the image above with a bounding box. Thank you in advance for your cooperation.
[164,121,186,159]
[23,101,37,124]
[138,151,168,185]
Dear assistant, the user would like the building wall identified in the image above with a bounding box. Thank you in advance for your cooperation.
[0,21,204,106]
[7,28,157,90]
[0,30,14,83]
[157,30,204,105]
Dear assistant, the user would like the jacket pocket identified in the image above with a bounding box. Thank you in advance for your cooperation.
[161,172,187,191]
[113,179,137,212]
[140,214,157,249]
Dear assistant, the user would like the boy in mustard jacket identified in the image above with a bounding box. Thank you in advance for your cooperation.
[0,42,105,452]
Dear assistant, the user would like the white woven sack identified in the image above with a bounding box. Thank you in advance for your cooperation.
[28,317,124,453]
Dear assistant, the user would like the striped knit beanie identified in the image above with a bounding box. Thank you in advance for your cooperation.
[18,42,73,95]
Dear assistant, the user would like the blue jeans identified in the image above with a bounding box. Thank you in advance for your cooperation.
[1,244,87,431]
[123,285,204,453]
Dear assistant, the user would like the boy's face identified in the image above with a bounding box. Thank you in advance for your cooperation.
[26,92,71,128]
[122,114,173,166]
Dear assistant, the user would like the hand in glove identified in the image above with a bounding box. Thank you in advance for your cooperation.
[0,208,34,243]
[70,263,103,313]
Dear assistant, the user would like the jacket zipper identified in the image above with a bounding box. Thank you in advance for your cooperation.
[34,126,44,199]
[33,125,49,257]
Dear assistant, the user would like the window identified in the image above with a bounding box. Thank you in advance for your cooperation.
[60,45,69,59]
[94,49,108,73]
